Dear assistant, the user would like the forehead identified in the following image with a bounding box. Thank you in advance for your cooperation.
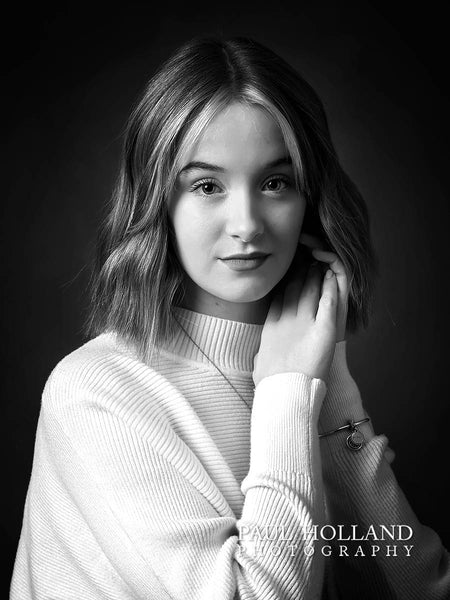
[179,102,288,170]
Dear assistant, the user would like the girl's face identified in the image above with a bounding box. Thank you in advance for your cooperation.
[169,102,306,323]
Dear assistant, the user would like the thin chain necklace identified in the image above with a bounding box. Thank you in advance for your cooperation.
[173,314,253,411]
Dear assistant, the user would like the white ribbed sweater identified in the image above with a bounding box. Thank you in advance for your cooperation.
[11,308,450,599]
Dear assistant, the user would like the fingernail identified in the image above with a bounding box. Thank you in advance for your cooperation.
[325,269,333,279]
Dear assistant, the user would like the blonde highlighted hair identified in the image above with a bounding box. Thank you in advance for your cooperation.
[87,36,377,358]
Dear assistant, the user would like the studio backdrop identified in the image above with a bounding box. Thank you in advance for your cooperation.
[3,1,449,591]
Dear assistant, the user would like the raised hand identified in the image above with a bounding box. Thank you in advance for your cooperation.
[299,233,349,342]
[253,262,339,387]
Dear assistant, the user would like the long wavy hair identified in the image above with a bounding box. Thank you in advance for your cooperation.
[87,36,377,359]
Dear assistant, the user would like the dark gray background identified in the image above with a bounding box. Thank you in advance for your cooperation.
[4,1,449,591]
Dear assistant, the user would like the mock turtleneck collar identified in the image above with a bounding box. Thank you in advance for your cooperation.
[166,306,263,373]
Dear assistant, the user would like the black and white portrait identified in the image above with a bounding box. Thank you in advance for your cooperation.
[5,4,450,599]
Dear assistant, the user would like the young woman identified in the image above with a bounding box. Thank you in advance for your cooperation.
[11,36,450,599]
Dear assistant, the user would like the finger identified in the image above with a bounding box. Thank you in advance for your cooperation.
[299,232,327,250]
[311,248,348,297]
[297,263,322,317]
[315,269,338,325]
[311,248,345,275]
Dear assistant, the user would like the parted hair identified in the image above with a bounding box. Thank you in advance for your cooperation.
[87,36,377,358]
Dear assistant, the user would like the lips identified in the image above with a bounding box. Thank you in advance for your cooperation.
[221,252,269,260]
[219,253,269,272]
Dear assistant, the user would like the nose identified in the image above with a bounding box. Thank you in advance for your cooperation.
[224,190,264,243]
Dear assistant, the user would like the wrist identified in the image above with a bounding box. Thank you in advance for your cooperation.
[251,372,327,474]
[319,342,367,432]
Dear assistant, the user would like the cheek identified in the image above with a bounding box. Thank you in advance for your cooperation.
[277,203,306,247]
[171,208,217,263]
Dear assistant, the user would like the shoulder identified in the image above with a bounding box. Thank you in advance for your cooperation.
[42,333,178,428]
[45,333,135,395]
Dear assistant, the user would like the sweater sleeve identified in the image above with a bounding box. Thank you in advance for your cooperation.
[318,341,450,600]
[11,359,327,600]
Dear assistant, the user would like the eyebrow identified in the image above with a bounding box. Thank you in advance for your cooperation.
[178,156,292,176]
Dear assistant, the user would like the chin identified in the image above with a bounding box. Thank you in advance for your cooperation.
[216,284,274,304]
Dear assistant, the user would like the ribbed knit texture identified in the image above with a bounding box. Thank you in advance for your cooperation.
[11,307,450,599]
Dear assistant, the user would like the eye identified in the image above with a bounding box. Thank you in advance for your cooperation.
[200,182,218,195]
[190,178,222,197]
[262,176,291,193]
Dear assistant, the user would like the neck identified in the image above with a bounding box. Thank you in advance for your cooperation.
[170,306,263,372]
[179,279,271,325]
